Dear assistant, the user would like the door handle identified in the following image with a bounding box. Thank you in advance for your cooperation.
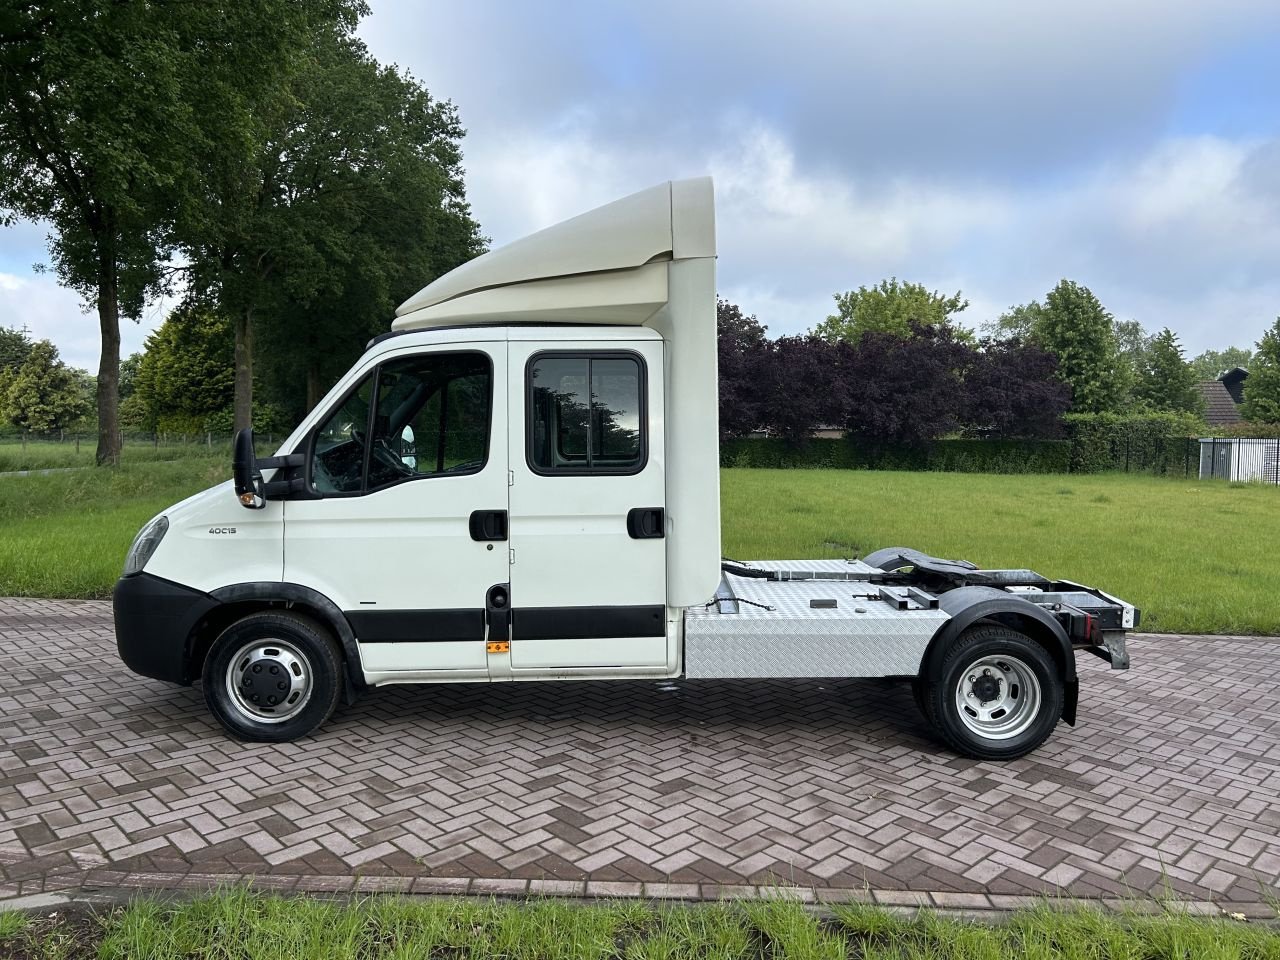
[469,509,508,541]
[626,507,665,539]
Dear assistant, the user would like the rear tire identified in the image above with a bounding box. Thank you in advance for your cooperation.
[203,611,343,743]
[920,623,1062,760]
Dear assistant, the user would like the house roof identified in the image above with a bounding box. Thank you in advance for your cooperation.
[1198,380,1244,426]
[1220,366,1249,404]
[1221,366,1249,385]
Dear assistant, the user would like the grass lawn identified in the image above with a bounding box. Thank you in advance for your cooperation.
[0,438,230,473]
[723,469,1280,635]
[0,459,227,599]
[2,890,1276,959]
[2,463,1277,634]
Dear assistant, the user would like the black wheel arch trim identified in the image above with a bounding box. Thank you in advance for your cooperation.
[207,582,366,691]
[921,586,1078,725]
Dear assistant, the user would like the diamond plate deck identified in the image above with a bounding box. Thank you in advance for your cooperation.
[685,562,948,678]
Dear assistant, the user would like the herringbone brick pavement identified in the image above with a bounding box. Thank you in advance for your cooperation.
[2,597,1278,904]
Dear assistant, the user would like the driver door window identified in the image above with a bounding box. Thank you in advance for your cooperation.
[311,352,492,495]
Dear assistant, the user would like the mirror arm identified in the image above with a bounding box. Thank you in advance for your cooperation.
[255,453,307,500]
[235,426,308,509]
[261,476,307,498]
[256,453,306,471]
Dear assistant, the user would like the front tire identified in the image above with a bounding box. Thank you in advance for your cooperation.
[920,623,1063,760]
[203,611,343,742]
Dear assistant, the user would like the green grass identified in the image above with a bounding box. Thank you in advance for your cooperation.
[3,891,1276,959]
[0,909,28,940]
[0,438,232,472]
[722,469,1280,635]
[1,463,1277,634]
[0,458,226,598]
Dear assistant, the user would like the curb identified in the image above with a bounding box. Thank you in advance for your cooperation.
[3,870,1276,921]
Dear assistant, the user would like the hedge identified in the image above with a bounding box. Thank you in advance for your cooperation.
[720,437,1073,473]
[1062,411,1203,475]
[722,412,1207,475]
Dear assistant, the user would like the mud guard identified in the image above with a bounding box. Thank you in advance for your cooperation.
[208,582,366,697]
[920,585,1079,726]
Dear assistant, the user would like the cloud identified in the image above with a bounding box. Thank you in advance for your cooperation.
[356,0,1279,354]
[459,115,1279,352]
[362,0,1280,182]
[0,273,162,371]
[2,0,1276,369]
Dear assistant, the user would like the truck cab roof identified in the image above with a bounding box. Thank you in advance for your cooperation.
[393,178,714,331]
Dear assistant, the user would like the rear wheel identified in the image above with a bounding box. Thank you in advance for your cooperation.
[203,611,343,742]
[920,623,1062,760]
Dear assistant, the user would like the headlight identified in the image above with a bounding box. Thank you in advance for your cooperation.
[124,515,169,576]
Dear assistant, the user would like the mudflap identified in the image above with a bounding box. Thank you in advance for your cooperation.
[1063,679,1078,726]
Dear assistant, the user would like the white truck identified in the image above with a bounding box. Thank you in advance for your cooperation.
[113,177,1137,760]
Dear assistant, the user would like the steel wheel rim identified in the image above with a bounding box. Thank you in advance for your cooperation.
[225,638,313,724]
[954,654,1041,741]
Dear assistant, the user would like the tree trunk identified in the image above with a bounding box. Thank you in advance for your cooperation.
[94,250,121,466]
[233,307,254,432]
[306,362,323,413]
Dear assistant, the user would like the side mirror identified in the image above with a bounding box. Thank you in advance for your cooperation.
[232,428,307,509]
[233,428,265,508]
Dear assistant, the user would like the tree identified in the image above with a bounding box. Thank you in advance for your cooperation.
[0,0,362,464]
[178,26,479,429]
[0,325,33,375]
[1190,346,1253,381]
[717,299,771,440]
[119,353,142,401]
[1242,318,1280,424]
[131,307,235,434]
[1035,280,1125,414]
[1110,318,1150,404]
[0,339,90,434]
[964,338,1071,438]
[1112,319,1151,369]
[842,324,973,446]
[988,303,1144,407]
[1135,328,1203,415]
[255,40,484,420]
[761,336,840,445]
[983,301,1045,341]
[814,278,970,343]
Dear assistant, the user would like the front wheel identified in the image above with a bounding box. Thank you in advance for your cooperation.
[919,623,1063,760]
[203,611,343,742]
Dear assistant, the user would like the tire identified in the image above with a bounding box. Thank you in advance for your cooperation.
[919,623,1063,761]
[203,611,343,743]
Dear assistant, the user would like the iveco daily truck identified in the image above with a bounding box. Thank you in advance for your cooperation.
[113,177,1137,760]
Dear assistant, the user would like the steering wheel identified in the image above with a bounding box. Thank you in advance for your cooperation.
[371,435,414,476]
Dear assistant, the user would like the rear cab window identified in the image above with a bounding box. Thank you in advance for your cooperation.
[527,352,646,475]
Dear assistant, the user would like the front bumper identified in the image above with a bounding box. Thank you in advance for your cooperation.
[113,573,218,685]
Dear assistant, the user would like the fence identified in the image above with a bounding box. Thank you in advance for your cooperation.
[1087,435,1203,477]
[0,430,279,472]
[1199,437,1280,484]
[721,436,1217,476]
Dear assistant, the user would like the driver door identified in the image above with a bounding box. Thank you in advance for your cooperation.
[283,342,510,679]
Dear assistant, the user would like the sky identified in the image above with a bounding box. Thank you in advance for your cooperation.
[2,0,1279,371]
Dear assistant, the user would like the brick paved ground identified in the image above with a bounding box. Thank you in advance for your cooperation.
[2,597,1279,908]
